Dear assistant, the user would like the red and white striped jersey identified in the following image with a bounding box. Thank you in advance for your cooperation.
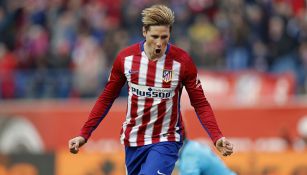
[80,42,223,147]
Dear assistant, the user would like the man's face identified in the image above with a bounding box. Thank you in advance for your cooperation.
[143,25,170,59]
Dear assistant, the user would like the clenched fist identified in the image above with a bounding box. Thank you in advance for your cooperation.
[68,136,86,154]
[215,137,233,156]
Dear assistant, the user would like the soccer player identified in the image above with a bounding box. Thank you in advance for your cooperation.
[68,4,233,175]
[178,139,237,175]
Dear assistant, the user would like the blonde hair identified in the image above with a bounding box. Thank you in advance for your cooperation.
[141,5,175,31]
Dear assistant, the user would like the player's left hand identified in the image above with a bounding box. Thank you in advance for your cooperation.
[215,137,233,156]
[68,136,86,154]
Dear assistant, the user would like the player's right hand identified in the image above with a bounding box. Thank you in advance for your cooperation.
[68,136,86,154]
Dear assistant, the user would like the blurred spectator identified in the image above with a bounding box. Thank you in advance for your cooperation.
[0,43,18,98]
[72,32,107,97]
[251,40,269,72]
[188,14,224,68]
[297,41,307,94]
[23,25,49,69]
[221,0,252,70]
[267,15,297,73]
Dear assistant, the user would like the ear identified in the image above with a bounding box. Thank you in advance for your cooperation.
[142,27,146,37]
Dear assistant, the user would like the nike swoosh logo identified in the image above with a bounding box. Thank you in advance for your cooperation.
[157,170,166,175]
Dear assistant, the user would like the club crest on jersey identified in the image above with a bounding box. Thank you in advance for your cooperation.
[162,69,172,83]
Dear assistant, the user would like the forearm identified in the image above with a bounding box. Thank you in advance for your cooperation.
[187,83,223,143]
[194,101,223,144]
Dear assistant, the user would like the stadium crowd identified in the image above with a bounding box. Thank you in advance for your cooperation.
[0,0,306,99]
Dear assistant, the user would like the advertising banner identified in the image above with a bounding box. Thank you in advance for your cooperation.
[0,153,54,175]
[0,99,307,152]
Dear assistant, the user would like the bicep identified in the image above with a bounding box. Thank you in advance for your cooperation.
[182,58,202,94]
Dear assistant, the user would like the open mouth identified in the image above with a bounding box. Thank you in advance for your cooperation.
[155,49,161,54]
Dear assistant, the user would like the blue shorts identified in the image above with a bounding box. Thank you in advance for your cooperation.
[125,141,182,175]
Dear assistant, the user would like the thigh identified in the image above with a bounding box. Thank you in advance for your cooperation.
[125,145,151,175]
[139,142,182,175]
